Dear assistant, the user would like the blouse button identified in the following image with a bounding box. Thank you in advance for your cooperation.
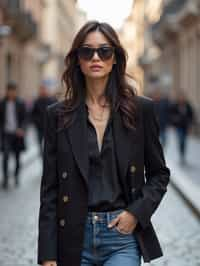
[130,165,136,173]
[63,195,69,203]
[94,215,99,221]
[60,219,65,227]
[131,187,136,193]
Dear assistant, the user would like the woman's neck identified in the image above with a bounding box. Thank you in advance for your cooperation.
[85,77,108,105]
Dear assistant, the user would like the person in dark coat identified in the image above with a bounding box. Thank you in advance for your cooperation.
[0,82,27,189]
[170,93,194,164]
[152,90,170,148]
[32,85,57,155]
[38,21,170,266]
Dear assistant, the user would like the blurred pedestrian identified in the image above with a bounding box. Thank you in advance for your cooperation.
[170,92,194,164]
[0,82,27,189]
[38,21,170,266]
[152,90,170,148]
[32,85,56,155]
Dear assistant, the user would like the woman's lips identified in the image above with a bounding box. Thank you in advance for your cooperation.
[90,65,103,71]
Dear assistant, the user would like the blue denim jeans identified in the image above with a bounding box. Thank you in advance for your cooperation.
[81,209,141,266]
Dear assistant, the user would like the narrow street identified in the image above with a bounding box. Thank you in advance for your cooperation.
[0,1,200,266]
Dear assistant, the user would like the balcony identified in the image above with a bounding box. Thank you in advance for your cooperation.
[173,0,200,26]
[0,0,37,42]
[139,46,161,68]
[151,0,190,46]
[151,20,166,48]
[0,0,20,18]
[14,12,37,42]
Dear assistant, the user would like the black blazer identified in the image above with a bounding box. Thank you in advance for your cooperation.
[38,96,170,266]
[0,98,27,152]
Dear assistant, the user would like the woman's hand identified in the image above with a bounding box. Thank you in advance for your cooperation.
[42,261,57,266]
[108,210,138,234]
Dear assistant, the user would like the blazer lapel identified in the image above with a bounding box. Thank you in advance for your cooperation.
[67,103,89,187]
[113,110,137,181]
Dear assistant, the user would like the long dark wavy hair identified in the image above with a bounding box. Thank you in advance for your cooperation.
[61,21,137,130]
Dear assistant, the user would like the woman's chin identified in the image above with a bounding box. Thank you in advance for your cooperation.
[86,72,108,80]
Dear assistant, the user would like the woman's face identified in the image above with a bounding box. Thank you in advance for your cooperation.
[78,31,116,80]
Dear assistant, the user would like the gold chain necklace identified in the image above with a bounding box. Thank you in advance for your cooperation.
[88,105,106,121]
[86,100,109,122]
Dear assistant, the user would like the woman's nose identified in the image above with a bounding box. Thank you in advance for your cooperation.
[92,51,100,60]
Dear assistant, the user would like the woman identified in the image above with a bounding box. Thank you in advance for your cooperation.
[38,21,170,266]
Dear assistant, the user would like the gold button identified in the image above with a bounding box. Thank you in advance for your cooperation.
[60,219,65,227]
[62,172,68,179]
[130,165,136,173]
[63,195,69,203]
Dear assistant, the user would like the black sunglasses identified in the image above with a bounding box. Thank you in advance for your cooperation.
[77,46,115,61]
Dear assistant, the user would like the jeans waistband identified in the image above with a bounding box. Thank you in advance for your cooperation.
[86,209,124,224]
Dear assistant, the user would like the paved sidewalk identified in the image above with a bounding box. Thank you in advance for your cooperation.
[164,128,200,216]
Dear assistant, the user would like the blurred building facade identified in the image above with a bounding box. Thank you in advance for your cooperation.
[0,0,84,99]
[0,0,45,99]
[119,0,145,93]
[41,0,84,94]
[119,0,163,94]
[139,0,200,132]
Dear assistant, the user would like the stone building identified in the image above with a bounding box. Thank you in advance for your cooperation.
[119,0,145,93]
[0,0,46,98]
[41,0,85,94]
[119,0,163,94]
[0,0,83,99]
[139,0,200,131]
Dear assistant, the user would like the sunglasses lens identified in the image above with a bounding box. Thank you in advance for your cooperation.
[78,47,94,60]
[78,47,114,61]
[98,47,114,60]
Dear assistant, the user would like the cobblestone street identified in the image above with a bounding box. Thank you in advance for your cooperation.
[0,147,199,266]
[146,186,200,266]
[0,152,41,266]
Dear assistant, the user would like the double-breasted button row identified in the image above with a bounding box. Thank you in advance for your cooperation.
[59,195,69,227]
[62,172,68,179]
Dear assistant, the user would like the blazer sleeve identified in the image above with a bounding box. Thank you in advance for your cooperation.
[38,106,58,264]
[126,99,170,229]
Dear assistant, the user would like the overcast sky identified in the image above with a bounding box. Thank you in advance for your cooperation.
[77,0,134,29]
